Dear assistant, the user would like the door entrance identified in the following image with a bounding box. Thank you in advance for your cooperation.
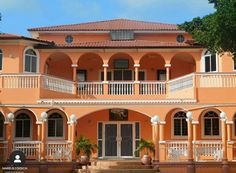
[98,122,139,158]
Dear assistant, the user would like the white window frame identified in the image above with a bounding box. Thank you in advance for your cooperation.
[171,111,188,139]
[14,113,32,141]
[23,47,40,73]
[201,111,221,139]
[201,50,219,72]
[0,49,3,72]
[47,113,65,140]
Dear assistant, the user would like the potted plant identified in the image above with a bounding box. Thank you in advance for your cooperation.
[75,135,98,164]
[135,138,155,165]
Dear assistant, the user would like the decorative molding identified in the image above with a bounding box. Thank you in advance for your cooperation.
[226,121,234,124]
[134,64,140,68]
[71,64,78,68]
[165,64,171,68]
[159,121,166,125]
[192,120,199,124]
[102,64,109,68]
[37,99,197,106]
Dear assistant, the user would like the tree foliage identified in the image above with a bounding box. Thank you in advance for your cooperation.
[179,0,236,57]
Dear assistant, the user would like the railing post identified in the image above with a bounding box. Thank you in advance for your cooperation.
[159,121,166,161]
[226,121,233,161]
[134,81,140,95]
[220,112,229,173]
[103,81,109,95]
[151,115,160,172]
[69,114,77,161]
[186,112,195,173]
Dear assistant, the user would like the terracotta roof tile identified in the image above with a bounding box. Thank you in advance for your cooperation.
[37,40,201,49]
[28,19,179,31]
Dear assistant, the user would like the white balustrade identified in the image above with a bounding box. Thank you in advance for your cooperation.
[46,141,72,161]
[197,73,236,88]
[78,82,103,95]
[140,81,166,95]
[108,81,134,95]
[42,75,74,94]
[168,73,194,92]
[2,74,40,88]
[193,141,222,161]
[0,141,8,162]
[165,141,188,161]
[13,141,41,161]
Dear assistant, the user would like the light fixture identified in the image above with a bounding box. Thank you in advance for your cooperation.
[70,114,77,124]
[7,112,14,122]
[41,112,48,122]
[186,111,193,121]
[220,111,227,121]
[151,115,160,124]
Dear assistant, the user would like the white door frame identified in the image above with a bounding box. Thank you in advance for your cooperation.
[101,121,138,159]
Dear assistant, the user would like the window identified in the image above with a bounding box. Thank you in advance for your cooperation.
[173,111,188,136]
[65,35,73,43]
[114,59,129,69]
[0,113,4,138]
[0,49,2,71]
[15,114,31,138]
[101,71,112,81]
[77,70,87,82]
[157,70,166,81]
[110,30,134,40]
[176,35,185,43]
[48,113,64,138]
[234,59,236,71]
[24,49,38,73]
[204,111,219,136]
[203,51,217,72]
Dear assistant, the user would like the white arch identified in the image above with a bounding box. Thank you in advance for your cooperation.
[23,46,40,73]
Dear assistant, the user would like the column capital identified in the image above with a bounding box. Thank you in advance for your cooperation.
[164,64,171,68]
[71,64,78,68]
[226,121,233,125]
[192,120,199,124]
[102,64,109,68]
[159,121,166,125]
[134,64,140,68]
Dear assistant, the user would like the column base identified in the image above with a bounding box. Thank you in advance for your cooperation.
[222,160,229,173]
[186,160,195,173]
[152,160,160,172]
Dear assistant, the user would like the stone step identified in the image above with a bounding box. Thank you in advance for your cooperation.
[76,169,159,173]
[89,164,152,169]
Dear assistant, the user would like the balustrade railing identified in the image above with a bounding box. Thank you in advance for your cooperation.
[108,81,134,95]
[78,82,103,95]
[168,73,194,92]
[13,141,41,161]
[0,141,8,162]
[164,141,188,161]
[139,81,166,95]
[46,141,72,161]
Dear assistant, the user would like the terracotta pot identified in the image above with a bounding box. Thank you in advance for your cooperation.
[80,155,89,164]
[141,155,152,165]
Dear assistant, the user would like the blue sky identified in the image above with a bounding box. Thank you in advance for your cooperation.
[0,0,215,36]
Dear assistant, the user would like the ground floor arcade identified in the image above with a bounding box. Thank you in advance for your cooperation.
[0,104,236,165]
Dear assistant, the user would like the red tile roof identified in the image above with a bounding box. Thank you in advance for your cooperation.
[28,19,179,32]
[0,33,53,44]
[36,40,201,49]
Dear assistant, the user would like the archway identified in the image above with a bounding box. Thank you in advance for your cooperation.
[44,53,73,80]
[170,53,196,79]
[77,108,151,158]
[140,53,166,81]
[77,53,103,82]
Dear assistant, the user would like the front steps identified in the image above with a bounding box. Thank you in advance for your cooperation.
[75,160,160,173]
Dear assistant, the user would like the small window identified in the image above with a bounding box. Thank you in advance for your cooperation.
[176,35,185,43]
[204,111,219,136]
[234,59,236,71]
[173,111,188,136]
[24,49,37,73]
[114,59,129,69]
[0,113,4,138]
[48,113,64,138]
[0,49,2,71]
[15,114,31,138]
[65,35,73,43]
[157,70,166,81]
[110,30,134,40]
[204,51,217,72]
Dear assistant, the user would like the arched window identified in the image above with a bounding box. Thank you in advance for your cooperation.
[203,51,217,72]
[0,113,4,138]
[48,113,64,138]
[173,111,188,136]
[24,49,38,73]
[15,114,31,138]
[0,49,3,71]
[204,111,219,136]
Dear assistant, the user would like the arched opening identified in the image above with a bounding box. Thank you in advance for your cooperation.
[44,53,73,80]
[108,53,134,81]
[77,53,103,82]
[140,53,166,81]
[77,108,151,158]
[170,53,196,79]
[47,109,68,140]
[14,109,37,140]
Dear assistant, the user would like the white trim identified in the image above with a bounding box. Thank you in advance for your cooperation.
[37,99,197,105]
[134,64,140,68]
[23,47,40,73]
[164,64,171,68]
[71,64,78,68]
[102,64,109,68]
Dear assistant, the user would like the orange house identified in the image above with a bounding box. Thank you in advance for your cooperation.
[0,19,236,173]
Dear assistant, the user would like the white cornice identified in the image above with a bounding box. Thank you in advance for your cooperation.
[37,99,197,105]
